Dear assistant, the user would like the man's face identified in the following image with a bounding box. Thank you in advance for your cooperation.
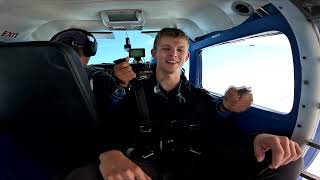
[152,36,189,75]
[80,56,90,65]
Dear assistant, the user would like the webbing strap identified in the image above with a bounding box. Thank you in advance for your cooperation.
[134,80,152,132]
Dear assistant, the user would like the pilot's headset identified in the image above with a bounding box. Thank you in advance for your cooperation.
[50,28,98,57]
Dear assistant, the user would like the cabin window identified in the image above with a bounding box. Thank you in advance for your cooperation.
[89,31,154,64]
[183,60,190,79]
[201,32,294,113]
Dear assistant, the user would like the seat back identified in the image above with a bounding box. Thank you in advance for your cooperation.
[0,41,99,179]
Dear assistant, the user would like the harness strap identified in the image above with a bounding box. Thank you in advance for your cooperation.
[134,80,152,133]
[132,79,204,157]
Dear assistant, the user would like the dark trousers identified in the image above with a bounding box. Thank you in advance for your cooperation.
[64,156,303,180]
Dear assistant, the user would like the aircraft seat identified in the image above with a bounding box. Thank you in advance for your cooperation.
[0,41,100,179]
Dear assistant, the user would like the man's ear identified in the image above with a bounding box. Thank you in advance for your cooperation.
[185,51,190,62]
[151,48,157,58]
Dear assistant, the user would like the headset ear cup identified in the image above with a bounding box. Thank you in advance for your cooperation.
[91,40,97,56]
[83,41,91,57]
[83,39,97,57]
[51,28,97,57]
[84,30,97,57]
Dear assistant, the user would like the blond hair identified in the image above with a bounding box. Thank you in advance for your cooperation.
[153,28,189,50]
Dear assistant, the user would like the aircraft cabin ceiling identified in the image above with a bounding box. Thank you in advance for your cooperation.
[0,0,318,41]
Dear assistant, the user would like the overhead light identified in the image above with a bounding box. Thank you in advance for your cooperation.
[101,9,145,30]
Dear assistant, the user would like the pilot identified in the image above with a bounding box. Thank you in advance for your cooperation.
[97,28,303,180]
[50,28,136,111]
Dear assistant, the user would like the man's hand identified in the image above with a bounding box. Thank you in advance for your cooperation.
[99,150,151,180]
[113,57,136,87]
[223,86,253,113]
[254,134,302,169]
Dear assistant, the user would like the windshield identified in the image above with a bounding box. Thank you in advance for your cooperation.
[89,31,154,64]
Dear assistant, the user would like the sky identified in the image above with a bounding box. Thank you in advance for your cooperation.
[202,34,294,113]
[89,31,154,64]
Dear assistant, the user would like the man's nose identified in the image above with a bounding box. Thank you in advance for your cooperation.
[169,49,178,57]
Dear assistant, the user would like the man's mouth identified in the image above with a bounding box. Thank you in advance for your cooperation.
[166,60,180,64]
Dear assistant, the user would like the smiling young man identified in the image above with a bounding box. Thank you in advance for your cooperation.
[93,28,303,180]
[151,30,189,93]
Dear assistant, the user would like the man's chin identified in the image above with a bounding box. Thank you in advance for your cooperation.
[162,69,181,75]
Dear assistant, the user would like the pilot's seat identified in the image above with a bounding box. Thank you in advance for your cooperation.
[0,41,100,179]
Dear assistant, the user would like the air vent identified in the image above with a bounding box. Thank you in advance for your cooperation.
[232,1,254,16]
[101,9,144,30]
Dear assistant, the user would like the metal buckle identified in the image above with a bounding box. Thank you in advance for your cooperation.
[160,139,175,151]
[189,124,200,131]
[142,151,154,159]
[170,119,187,128]
[139,125,152,133]
[189,148,202,155]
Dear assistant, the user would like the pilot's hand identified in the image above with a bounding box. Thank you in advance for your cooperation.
[113,57,136,87]
[254,134,302,169]
[222,86,253,113]
[99,150,151,180]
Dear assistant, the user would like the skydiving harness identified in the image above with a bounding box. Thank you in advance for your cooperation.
[130,79,202,159]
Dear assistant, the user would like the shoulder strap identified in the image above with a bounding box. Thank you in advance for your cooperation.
[133,80,152,133]
[83,65,105,80]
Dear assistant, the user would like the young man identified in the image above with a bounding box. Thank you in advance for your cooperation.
[96,28,303,180]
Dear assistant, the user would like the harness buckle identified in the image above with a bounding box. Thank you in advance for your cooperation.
[171,119,188,128]
[142,151,154,159]
[189,123,200,131]
[139,125,152,133]
[160,139,175,151]
[189,148,202,155]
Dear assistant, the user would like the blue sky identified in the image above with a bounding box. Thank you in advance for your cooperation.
[89,31,154,64]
